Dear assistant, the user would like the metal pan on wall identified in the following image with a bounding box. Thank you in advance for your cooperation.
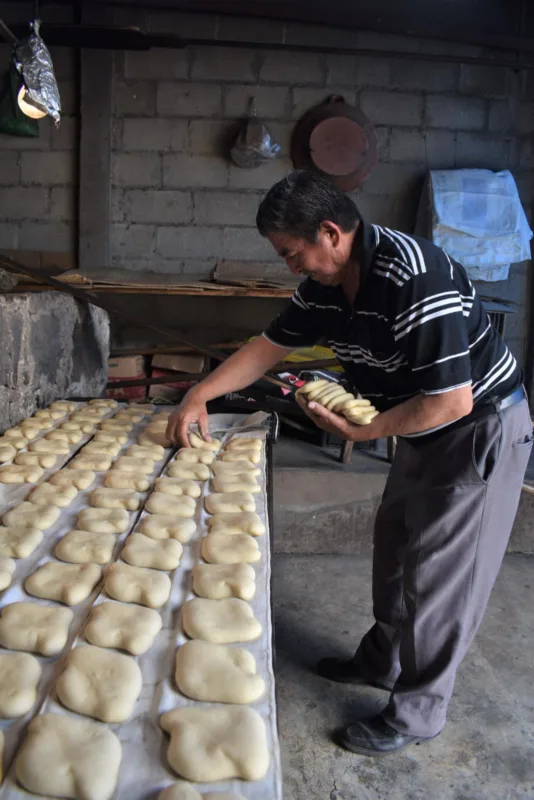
[290,95,378,191]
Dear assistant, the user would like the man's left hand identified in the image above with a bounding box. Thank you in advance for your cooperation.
[296,393,363,441]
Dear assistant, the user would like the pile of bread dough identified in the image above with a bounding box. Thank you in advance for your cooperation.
[296,379,379,425]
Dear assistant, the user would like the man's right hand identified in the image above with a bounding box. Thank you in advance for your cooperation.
[166,391,211,447]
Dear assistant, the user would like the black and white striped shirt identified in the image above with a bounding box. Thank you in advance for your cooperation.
[264,220,521,412]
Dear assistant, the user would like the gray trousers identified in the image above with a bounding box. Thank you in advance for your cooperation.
[354,399,533,738]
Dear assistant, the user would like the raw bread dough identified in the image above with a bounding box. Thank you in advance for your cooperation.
[14,451,57,469]
[0,602,73,655]
[158,787,245,800]
[82,441,122,457]
[139,515,196,543]
[60,421,96,433]
[0,525,43,558]
[128,402,153,412]
[27,482,77,508]
[77,507,130,534]
[0,652,41,717]
[212,460,260,476]
[145,492,196,517]
[73,412,107,424]
[99,420,133,432]
[34,409,64,421]
[139,430,171,448]
[201,532,261,564]
[192,563,256,601]
[50,468,96,490]
[122,533,182,570]
[56,644,142,723]
[0,557,15,590]
[46,429,83,444]
[160,706,269,782]
[90,488,140,511]
[89,398,118,408]
[126,443,165,460]
[69,454,113,472]
[175,448,215,466]
[189,432,221,452]
[145,420,168,431]
[112,456,154,475]
[18,425,42,440]
[23,417,54,431]
[55,530,116,565]
[168,462,210,481]
[94,431,128,444]
[16,712,122,800]
[105,562,171,608]
[0,464,44,484]
[49,400,77,412]
[221,449,261,464]
[156,477,201,498]
[225,437,262,451]
[28,439,69,455]
[84,601,162,655]
[205,492,256,515]
[213,471,259,486]
[296,380,379,424]
[0,442,16,463]
[25,562,102,606]
[0,432,28,450]
[104,471,150,491]
[208,512,265,536]
[213,477,261,494]
[182,597,261,643]
[175,639,265,704]
[3,502,60,530]
[114,411,144,423]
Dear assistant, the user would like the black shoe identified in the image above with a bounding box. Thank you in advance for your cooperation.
[336,714,439,756]
[316,657,391,690]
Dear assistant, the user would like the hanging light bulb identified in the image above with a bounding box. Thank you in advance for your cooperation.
[17,83,47,119]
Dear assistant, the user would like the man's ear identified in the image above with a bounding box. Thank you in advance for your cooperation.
[320,220,342,246]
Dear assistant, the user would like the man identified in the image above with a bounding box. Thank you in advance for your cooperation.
[166,170,532,756]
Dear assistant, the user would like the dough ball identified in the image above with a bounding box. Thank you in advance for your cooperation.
[27,482,77,508]
[14,451,57,469]
[168,462,210,481]
[139,429,171,448]
[160,706,269,782]
[3,502,60,531]
[201,532,260,565]
[0,464,44,484]
[155,477,201,498]
[114,411,144,423]
[175,639,265,704]
[213,471,259,487]
[89,488,140,512]
[60,421,96,433]
[205,492,256,515]
[208,512,265,536]
[46,429,83,444]
[24,417,54,431]
[49,468,96,491]
[0,602,73,656]
[0,557,15,590]
[34,409,63,421]
[221,449,261,464]
[175,448,215,466]
[127,402,153,412]
[122,533,182,570]
[55,530,116,565]
[56,645,142,723]
[0,525,43,558]
[126,444,165,460]
[0,442,16,463]
[189,432,221,452]
[112,456,154,475]
[182,597,261,644]
[104,471,150,492]
[105,562,171,608]
[77,507,130,535]
[212,460,260,476]
[99,420,133,433]
[16,713,122,800]
[73,412,106,424]
[84,601,162,656]
[82,441,122,457]
[94,431,128,445]
[89,398,118,408]
[145,492,196,518]
[224,437,262,452]
[192,563,256,601]
[69,454,113,472]
[0,652,41,717]
[0,432,28,450]
[213,477,261,494]
[145,420,168,432]
[139,515,196,543]
[49,400,76,413]
[25,562,102,605]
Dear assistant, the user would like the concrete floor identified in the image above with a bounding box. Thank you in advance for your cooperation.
[273,554,534,800]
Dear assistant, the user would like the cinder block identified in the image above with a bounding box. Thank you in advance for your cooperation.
[112,153,161,188]
[217,16,283,44]
[157,82,223,117]
[156,225,223,259]
[225,85,291,119]
[354,56,391,88]
[361,162,425,199]
[284,22,355,48]
[112,118,123,151]
[352,192,394,226]
[49,187,75,221]
[326,55,356,87]
[194,191,261,226]
[459,65,507,98]
[20,151,75,185]
[124,190,192,224]
[0,152,20,185]
[488,100,520,133]
[356,31,417,53]
[123,118,188,152]
[50,116,77,150]
[111,188,124,222]
[222,226,278,260]
[423,130,457,168]
[292,88,356,120]
[360,91,423,126]
[162,154,228,188]
[375,126,391,161]
[58,81,77,116]
[390,129,426,163]
[425,95,486,130]
[18,221,74,251]
[390,129,456,168]
[49,47,76,80]
[517,103,534,135]
[515,173,534,207]
[228,156,291,190]
[191,46,257,83]
[0,187,48,220]
[259,51,324,85]
[115,81,157,116]
[150,10,217,38]
[455,133,509,170]
[111,224,156,258]
[125,48,188,80]
[0,223,19,248]
[389,60,458,93]
[188,120,229,154]
[0,125,51,150]
[519,140,534,169]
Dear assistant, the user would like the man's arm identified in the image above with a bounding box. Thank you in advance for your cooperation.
[166,336,290,446]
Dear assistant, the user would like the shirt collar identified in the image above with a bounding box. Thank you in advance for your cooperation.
[356,217,377,286]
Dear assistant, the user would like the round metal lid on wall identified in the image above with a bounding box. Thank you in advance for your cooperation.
[290,95,378,191]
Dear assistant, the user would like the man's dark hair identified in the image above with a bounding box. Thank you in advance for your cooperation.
[256,169,361,243]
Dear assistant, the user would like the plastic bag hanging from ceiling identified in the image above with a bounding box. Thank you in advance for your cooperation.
[230,98,280,169]
[15,19,61,125]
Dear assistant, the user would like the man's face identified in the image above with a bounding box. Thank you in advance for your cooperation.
[267,222,353,286]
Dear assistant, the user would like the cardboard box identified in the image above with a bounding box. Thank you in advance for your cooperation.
[151,354,206,373]
[148,368,196,401]
[107,355,147,400]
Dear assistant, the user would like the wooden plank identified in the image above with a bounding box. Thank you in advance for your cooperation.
[15,284,294,298]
